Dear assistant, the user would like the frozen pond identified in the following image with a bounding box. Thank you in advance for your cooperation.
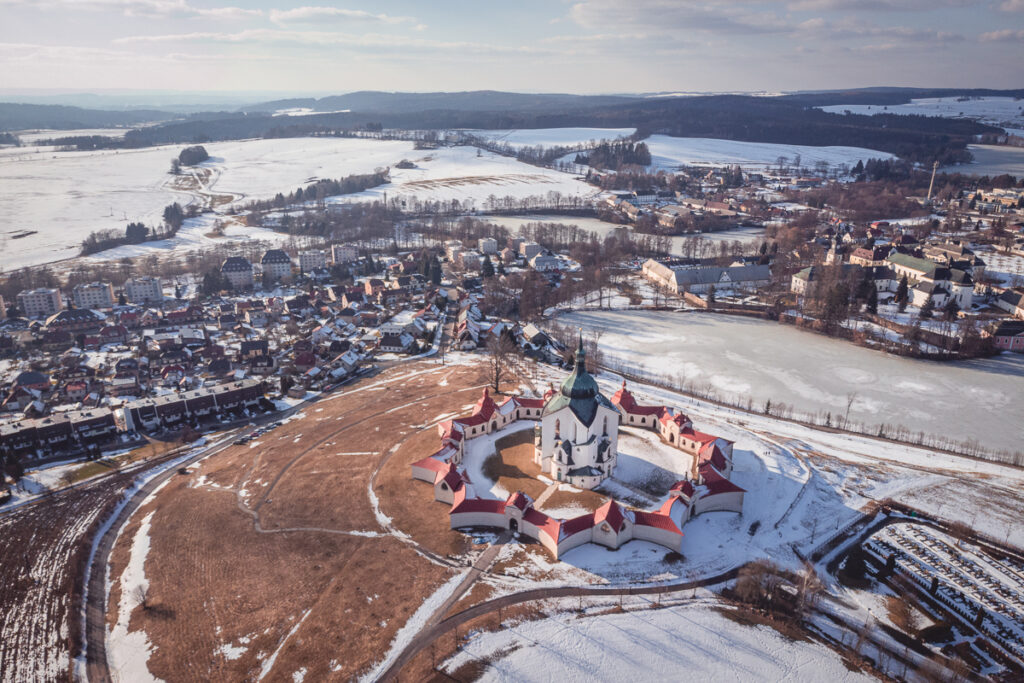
[484,214,765,256]
[943,145,1024,177]
[563,310,1024,455]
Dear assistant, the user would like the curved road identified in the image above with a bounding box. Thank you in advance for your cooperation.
[378,568,741,681]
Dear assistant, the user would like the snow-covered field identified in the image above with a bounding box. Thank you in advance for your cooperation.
[463,127,635,149]
[12,128,131,144]
[819,96,1024,135]
[484,215,765,256]
[945,145,1024,177]
[0,137,415,270]
[643,135,894,173]
[562,310,1024,454]
[325,146,599,211]
[442,602,873,682]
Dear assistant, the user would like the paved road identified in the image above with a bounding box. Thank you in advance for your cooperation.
[83,429,245,683]
[378,567,741,681]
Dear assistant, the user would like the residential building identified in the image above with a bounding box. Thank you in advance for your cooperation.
[17,288,64,319]
[530,253,561,272]
[332,244,358,264]
[221,256,254,290]
[261,249,293,282]
[299,249,328,272]
[520,241,543,260]
[987,319,1024,353]
[123,276,163,304]
[72,282,115,310]
[479,237,498,254]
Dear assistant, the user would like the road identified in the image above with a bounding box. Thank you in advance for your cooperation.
[378,567,741,681]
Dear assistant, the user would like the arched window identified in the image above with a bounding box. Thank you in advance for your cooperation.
[554,419,560,437]
[602,416,608,436]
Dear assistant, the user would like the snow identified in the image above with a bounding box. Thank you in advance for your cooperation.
[107,511,161,683]
[463,127,635,150]
[13,128,131,144]
[562,309,1024,455]
[484,214,765,257]
[642,135,894,173]
[325,146,598,211]
[0,137,412,269]
[442,603,874,682]
[359,571,467,682]
[216,643,247,661]
[819,96,1024,135]
[946,145,1024,177]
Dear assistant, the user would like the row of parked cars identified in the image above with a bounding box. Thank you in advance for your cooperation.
[234,420,284,445]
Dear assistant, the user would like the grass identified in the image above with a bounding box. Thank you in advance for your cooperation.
[63,441,179,485]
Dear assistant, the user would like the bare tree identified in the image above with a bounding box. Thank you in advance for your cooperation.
[483,333,518,393]
[133,583,151,610]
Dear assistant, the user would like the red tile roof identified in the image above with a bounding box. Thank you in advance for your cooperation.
[473,387,497,419]
[523,508,562,541]
[700,463,746,495]
[633,510,683,535]
[594,500,628,532]
[506,491,532,511]
[611,381,664,416]
[670,480,695,498]
[561,513,595,538]
[451,487,506,515]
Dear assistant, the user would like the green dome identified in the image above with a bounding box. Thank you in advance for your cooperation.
[560,341,598,399]
[543,333,618,427]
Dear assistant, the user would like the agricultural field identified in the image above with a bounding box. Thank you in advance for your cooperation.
[463,127,635,149]
[642,135,894,173]
[563,309,1024,456]
[324,145,598,212]
[0,473,131,681]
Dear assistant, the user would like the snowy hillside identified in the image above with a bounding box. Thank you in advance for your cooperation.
[325,145,599,210]
[643,135,894,172]
[819,97,1024,136]
[463,127,635,149]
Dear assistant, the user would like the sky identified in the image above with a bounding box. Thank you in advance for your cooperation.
[0,0,1021,97]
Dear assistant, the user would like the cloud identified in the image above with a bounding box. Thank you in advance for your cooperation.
[113,29,555,57]
[0,0,261,18]
[568,0,793,35]
[787,0,980,10]
[980,28,1024,40]
[998,0,1024,10]
[268,6,415,26]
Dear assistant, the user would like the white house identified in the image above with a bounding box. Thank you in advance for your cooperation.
[299,249,328,272]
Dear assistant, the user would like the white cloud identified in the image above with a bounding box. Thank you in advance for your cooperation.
[0,0,261,18]
[979,28,1024,40]
[998,0,1024,10]
[268,6,415,26]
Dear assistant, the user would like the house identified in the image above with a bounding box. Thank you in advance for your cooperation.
[298,249,327,272]
[17,288,64,319]
[995,290,1024,320]
[123,276,163,304]
[221,256,254,290]
[530,253,561,272]
[331,244,358,264]
[671,264,772,294]
[261,249,293,283]
[72,282,115,310]
[379,332,416,354]
[986,319,1024,353]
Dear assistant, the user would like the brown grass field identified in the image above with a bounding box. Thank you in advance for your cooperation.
[104,359,550,681]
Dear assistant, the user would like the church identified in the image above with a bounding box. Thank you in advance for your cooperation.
[534,338,621,489]
[410,334,746,560]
